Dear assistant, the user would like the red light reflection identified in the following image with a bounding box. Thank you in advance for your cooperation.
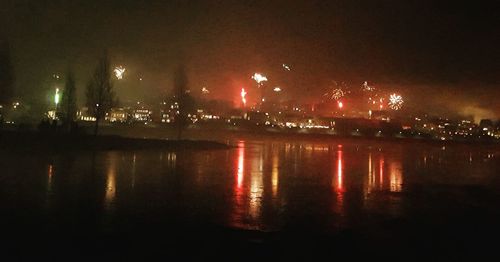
[237,141,244,189]
[379,156,384,189]
[337,149,343,191]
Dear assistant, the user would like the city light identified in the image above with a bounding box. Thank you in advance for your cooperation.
[114,66,126,79]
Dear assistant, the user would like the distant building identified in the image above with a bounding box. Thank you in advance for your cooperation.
[479,119,495,137]
[479,119,494,130]
[133,108,152,122]
[77,107,96,122]
[371,110,391,122]
[106,108,128,123]
[159,109,174,123]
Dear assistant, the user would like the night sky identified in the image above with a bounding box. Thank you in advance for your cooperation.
[1,0,499,120]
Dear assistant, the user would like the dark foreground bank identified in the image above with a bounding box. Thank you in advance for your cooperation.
[4,190,500,260]
[0,130,229,151]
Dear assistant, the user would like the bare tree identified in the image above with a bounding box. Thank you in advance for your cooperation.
[173,65,197,140]
[86,51,115,136]
[174,65,188,140]
[0,39,14,107]
[59,69,77,129]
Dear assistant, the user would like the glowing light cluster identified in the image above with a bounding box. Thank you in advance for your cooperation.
[114,66,126,80]
[388,93,404,110]
[201,87,210,94]
[282,64,291,71]
[273,87,282,92]
[251,73,268,84]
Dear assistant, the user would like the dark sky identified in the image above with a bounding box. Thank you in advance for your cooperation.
[1,0,499,119]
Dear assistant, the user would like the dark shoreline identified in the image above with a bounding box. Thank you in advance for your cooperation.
[1,126,498,153]
[0,130,230,152]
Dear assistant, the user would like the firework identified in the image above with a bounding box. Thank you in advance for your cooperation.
[379,97,385,109]
[330,88,346,100]
[114,66,126,80]
[388,93,404,110]
[241,88,247,106]
[362,81,375,92]
[282,64,291,71]
[324,81,348,100]
[54,88,60,105]
[251,73,268,84]
[273,87,282,92]
[201,87,210,94]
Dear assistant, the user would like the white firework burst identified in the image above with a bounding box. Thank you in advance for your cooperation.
[388,93,404,110]
[362,81,375,92]
[114,66,126,80]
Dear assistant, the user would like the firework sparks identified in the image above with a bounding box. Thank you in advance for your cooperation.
[362,81,375,92]
[273,87,282,92]
[114,66,126,80]
[251,73,268,84]
[324,81,348,100]
[388,93,404,110]
[241,88,247,106]
[282,64,291,71]
[201,87,210,94]
[329,88,345,100]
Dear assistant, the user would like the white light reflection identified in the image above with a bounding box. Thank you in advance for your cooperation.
[105,153,118,210]
[389,161,403,192]
[271,151,279,198]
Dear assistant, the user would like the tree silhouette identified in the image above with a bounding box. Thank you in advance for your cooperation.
[0,39,14,106]
[86,51,115,136]
[173,65,195,140]
[59,69,77,130]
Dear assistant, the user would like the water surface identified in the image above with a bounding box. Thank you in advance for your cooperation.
[1,138,499,257]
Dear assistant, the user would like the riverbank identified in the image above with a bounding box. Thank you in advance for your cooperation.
[0,130,230,151]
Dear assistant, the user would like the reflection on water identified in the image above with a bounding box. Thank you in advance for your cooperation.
[231,141,265,229]
[47,164,54,194]
[333,146,345,216]
[389,161,403,192]
[271,150,278,198]
[2,139,499,233]
[232,142,245,227]
[236,142,244,189]
[105,153,117,211]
